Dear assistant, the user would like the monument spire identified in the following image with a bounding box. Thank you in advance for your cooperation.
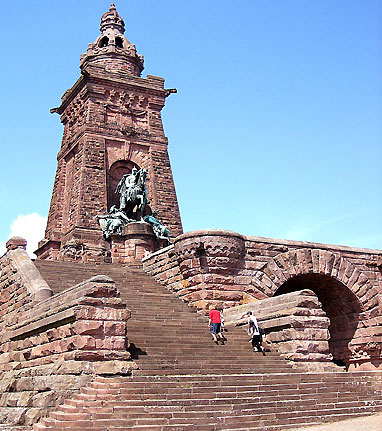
[80,3,144,76]
[100,3,125,33]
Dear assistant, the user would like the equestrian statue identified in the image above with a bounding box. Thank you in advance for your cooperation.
[116,167,148,219]
[96,167,170,242]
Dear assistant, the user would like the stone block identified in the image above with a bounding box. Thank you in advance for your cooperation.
[2,407,28,425]
[95,336,126,350]
[69,335,96,350]
[0,353,11,364]
[92,360,136,375]
[75,305,129,321]
[24,407,42,425]
[72,320,104,336]
[286,352,332,362]
[190,300,209,310]
[104,321,126,336]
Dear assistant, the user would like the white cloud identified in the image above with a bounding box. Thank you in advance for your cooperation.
[0,213,47,259]
[0,241,5,258]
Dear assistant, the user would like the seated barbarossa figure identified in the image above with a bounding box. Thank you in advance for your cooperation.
[143,210,170,243]
[96,205,133,239]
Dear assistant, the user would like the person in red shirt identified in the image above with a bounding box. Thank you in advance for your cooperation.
[208,305,224,344]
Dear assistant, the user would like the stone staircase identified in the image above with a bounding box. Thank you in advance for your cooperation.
[34,260,289,376]
[31,260,382,430]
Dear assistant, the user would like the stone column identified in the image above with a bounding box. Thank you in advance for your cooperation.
[6,236,27,252]
[110,222,167,264]
[174,230,246,310]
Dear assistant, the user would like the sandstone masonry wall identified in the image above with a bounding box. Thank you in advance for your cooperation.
[0,251,134,426]
[142,244,182,293]
[38,63,183,262]
[143,230,382,370]
[223,289,334,372]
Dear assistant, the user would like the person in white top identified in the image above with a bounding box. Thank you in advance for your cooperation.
[241,311,265,354]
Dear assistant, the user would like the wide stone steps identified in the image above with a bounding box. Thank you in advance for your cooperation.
[33,373,382,431]
[35,410,381,430]
[32,260,382,430]
[35,260,292,376]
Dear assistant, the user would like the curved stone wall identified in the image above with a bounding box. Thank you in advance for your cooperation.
[143,229,382,370]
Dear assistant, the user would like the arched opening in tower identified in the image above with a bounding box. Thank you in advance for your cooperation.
[274,273,363,367]
[115,37,123,48]
[99,36,109,47]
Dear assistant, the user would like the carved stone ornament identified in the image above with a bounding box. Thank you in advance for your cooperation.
[58,239,85,260]
[365,341,380,352]
[121,125,151,138]
[350,341,382,362]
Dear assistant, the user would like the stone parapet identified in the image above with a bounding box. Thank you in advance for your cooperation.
[1,275,131,366]
[142,244,182,293]
[172,230,246,310]
[7,248,53,303]
[0,253,134,426]
[223,289,333,371]
[143,229,382,370]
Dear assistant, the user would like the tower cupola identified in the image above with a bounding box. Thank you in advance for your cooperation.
[80,3,144,76]
[100,3,125,33]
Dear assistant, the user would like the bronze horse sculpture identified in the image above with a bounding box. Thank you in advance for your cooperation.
[115,167,148,219]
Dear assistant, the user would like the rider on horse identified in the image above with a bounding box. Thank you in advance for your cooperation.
[115,167,148,218]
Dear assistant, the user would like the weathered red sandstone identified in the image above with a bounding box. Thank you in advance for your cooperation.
[35,4,182,263]
[143,229,382,371]
[1,4,382,430]
[0,246,134,426]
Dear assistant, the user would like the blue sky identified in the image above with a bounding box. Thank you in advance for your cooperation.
[0,1,381,256]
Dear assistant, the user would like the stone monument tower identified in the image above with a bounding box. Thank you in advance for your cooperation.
[35,4,183,262]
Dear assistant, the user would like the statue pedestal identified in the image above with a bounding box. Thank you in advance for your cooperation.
[110,222,166,264]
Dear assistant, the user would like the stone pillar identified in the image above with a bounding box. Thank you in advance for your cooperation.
[110,222,166,264]
[6,236,27,252]
[174,230,246,310]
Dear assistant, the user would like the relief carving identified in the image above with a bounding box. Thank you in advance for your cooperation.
[128,144,149,168]
[121,125,151,138]
[104,89,149,133]
[62,94,89,142]
[350,340,382,361]
[58,239,85,261]
[58,239,107,261]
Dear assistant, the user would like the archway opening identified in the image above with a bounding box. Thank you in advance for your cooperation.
[99,36,109,47]
[274,273,363,367]
[115,37,123,48]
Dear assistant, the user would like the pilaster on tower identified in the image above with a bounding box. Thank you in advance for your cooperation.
[35,4,183,262]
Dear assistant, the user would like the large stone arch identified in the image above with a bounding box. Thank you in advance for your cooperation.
[251,248,379,313]
[275,273,362,365]
[250,248,381,368]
